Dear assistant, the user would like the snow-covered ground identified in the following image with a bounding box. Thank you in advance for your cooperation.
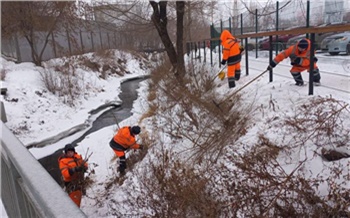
[1,48,349,217]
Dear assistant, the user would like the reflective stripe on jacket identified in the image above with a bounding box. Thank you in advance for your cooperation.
[58,153,87,182]
[220,30,241,65]
[273,38,312,67]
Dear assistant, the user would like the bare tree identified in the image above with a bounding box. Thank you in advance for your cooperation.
[149,1,186,78]
[1,1,85,66]
[92,1,214,78]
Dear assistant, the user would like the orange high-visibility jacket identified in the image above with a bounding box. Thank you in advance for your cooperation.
[58,153,87,182]
[273,38,316,68]
[220,30,241,65]
[113,126,140,149]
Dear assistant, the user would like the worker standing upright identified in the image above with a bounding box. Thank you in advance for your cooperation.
[220,29,244,88]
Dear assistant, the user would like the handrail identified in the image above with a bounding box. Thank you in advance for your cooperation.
[235,23,350,38]
[1,121,86,218]
[191,24,350,42]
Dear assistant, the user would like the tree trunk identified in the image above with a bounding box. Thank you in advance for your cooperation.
[175,2,185,78]
[149,1,186,78]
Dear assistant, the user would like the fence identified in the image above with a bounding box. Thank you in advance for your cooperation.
[211,0,350,37]
[1,119,86,218]
[185,0,350,66]
[1,20,130,63]
[209,0,350,54]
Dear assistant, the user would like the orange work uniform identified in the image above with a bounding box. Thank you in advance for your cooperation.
[58,153,87,207]
[271,38,320,85]
[109,126,141,174]
[220,30,242,83]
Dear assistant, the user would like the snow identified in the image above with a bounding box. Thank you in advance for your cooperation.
[1,47,350,217]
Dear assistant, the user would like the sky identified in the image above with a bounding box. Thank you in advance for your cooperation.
[1,45,350,216]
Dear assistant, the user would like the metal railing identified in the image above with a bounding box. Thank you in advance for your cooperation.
[1,121,86,218]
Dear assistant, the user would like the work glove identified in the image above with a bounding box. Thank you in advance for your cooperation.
[267,61,276,71]
[239,45,245,53]
[313,57,318,62]
[291,57,301,66]
[221,59,227,65]
[68,167,77,175]
[235,73,241,81]
[68,166,84,176]
[75,166,84,172]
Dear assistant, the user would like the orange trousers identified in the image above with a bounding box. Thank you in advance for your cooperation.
[113,149,125,158]
[227,62,241,78]
[69,190,82,207]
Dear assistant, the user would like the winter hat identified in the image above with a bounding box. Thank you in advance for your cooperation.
[298,39,309,49]
[131,126,141,135]
[64,143,75,153]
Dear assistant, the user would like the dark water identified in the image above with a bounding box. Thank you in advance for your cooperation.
[38,78,146,184]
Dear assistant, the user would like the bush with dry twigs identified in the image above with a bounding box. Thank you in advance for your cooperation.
[86,56,349,217]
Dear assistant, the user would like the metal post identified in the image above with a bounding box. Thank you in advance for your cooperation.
[306,0,310,39]
[203,40,206,63]
[210,40,213,66]
[198,42,201,63]
[191,42,193,60]
[240,14,243,35]
[220,19,223,32]
[275,1,279,55]
[255,8,258,58]
[269,35,273,82]
[308,33,315,95]
[218,39,222,67]
[229,17,232,33]
[245,38,249,76]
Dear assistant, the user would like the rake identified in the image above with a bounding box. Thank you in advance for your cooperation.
[213,69,269,110]
[210,65,227,83]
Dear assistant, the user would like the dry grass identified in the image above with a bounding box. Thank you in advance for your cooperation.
[103,59,254,217]
[39,65,83,106]
[115,62,350,217]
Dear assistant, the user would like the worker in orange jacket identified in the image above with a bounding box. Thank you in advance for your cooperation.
[109,125,143,175]
[267,38,321,86]
[58,144,88,207]
[220,30,244,88]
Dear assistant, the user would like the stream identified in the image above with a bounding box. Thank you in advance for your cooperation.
[38,78,146,184]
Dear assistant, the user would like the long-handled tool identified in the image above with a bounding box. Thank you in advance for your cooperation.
[111,111,121,130]
[210,65,227,83]
[213,69,269,109]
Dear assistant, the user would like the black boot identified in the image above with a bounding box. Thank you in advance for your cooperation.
[228,77,236,88]
[118,156,126,175]
[291,72,304,86]
[313,69,321,86]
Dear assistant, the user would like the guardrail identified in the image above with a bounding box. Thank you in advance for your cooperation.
[1,121,86,218]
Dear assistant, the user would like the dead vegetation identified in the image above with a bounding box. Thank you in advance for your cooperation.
[39,50,151,106]
[283,97,350,149]
[106,59,350,217]
[144,60,251,164]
